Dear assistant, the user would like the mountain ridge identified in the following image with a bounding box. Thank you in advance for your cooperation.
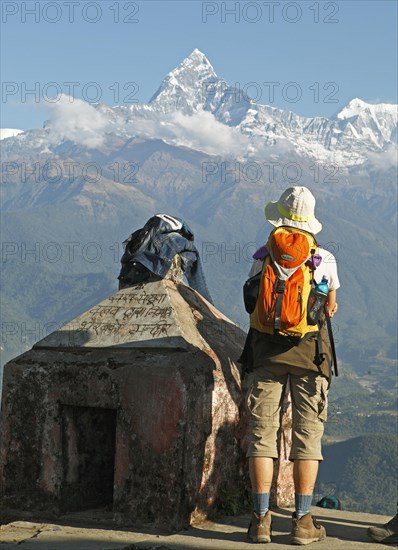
[1,49,397,165]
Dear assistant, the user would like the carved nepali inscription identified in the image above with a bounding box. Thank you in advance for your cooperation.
[107,293,167,306]
[35,283,186,348]
[78,290,174,343]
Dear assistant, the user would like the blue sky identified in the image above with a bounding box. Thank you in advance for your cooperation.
[1,0,397,130]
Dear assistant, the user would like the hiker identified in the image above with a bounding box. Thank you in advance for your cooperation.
[368,511,398,544]
[245,186,339,545]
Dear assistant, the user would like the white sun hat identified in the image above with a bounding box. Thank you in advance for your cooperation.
[264,186,322,235]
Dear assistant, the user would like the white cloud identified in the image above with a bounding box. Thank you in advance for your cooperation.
[47,95,108,148]
[45,98,251,155]
[0,128,24,140]
[128,110,252,157]
[366,144,398,171]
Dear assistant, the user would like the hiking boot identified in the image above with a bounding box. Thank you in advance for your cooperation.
[290,512,326,545]
[367,513,398,544]
[247,510,272,543]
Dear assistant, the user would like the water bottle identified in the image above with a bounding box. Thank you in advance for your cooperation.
[307,276,329,325]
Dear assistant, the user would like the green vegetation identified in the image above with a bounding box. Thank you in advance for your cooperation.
[0,261,116,370]
[318,368,397,516]
[212,482,251,518]
[325,367,397,438]
[326,401,397,438]
[317,435,398,516]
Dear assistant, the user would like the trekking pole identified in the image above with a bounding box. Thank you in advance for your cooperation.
[325,310,338,377]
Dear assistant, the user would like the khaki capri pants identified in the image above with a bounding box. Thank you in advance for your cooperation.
[246,364,329,461]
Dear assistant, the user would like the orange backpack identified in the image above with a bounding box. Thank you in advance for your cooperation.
[249,226,320,342]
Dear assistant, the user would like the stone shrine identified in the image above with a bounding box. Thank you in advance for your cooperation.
[0,278,294,529]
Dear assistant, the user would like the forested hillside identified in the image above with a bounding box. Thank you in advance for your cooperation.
[318,435,397,516]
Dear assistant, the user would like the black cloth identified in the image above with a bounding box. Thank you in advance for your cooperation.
[118,214,213,304]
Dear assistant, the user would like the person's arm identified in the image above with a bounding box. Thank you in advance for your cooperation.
[326,289,338,317]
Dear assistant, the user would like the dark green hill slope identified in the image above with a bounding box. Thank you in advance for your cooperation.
[317,435,398,516]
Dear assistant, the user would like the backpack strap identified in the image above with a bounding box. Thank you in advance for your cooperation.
[274,279,286,331]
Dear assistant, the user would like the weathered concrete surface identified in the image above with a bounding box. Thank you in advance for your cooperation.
[0,279,294,531]
[0,508,393,549]
[33,281,197,350]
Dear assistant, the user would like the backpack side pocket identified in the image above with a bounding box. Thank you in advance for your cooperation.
[243,271,262,314]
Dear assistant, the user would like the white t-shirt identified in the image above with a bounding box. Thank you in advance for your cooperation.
[248,246,340,291]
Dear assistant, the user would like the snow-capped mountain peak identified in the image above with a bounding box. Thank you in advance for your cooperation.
[334,98,398,147]
[178,48,216,72]
[336,98,397,120]
[149,49,226,114]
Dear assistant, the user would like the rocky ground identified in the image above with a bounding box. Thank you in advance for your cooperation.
[0,507,394,549]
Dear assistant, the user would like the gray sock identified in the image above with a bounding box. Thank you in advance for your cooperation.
[295,493,313,519]
[252,492,270,516]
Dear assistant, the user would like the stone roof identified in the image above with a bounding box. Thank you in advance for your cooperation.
[34,279,239,351]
